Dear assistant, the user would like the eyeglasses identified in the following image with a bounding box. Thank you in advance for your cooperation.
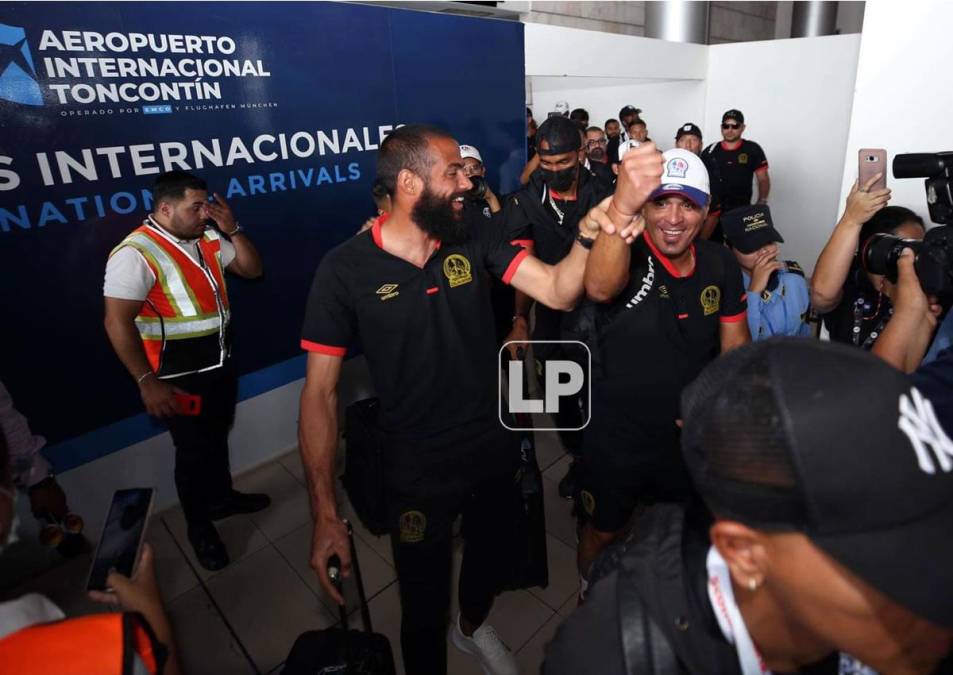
[721,123,741,130]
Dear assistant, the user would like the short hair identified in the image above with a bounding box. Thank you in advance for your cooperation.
[586,126,605,135]
[605,119,619,128]
[536,115,583,154]
[859,206,926,248]
[629,117,647,129]
[376,124,455,196]
[152,171,207,206]
[570,108,589,122]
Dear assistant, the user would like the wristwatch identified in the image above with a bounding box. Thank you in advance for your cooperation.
[576,232,596,249]
[224,222,243,236]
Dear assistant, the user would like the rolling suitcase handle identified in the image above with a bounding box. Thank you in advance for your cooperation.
[327,519,374,633]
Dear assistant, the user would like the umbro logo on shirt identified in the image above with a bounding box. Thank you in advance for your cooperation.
[377,283,400,301]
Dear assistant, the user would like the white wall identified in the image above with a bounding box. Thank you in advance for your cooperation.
[530,76,707,150]
[525,23,709,150]
[705,34,861,275]
[837,0,952,224]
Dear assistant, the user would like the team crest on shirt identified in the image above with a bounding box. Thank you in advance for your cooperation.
[399,510,427,543]
[738,153,749,164]
[443,254,473,288]
[700,285,721,316]
[666,157,689,179]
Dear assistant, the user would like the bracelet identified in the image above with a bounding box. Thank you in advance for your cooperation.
[136,371,154,385]
[512,314,527,323]
[224,222,243,236]
[608,199,638,221]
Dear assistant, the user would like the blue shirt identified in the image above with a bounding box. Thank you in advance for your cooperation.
[742,267,812,340]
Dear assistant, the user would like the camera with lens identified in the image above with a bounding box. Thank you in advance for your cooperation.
[465,175,488,201]
[861,152,953,297]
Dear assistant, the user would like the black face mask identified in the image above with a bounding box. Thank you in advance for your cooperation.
[412,183,470,245]
[540,164,577,192]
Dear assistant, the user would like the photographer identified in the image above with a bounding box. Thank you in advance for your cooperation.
[811,174,925,349]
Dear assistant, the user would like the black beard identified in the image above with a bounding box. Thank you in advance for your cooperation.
[412,184,470,245]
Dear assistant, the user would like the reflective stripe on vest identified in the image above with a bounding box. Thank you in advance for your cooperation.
[111,220,230,377]
[0,612,164,675]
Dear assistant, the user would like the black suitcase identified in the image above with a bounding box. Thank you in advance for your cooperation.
[502,347,549,591]
[281,521,396,675]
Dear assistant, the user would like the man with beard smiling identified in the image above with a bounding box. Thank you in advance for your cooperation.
[575,145,750,590]
[503,114,614,499]
[297,124,633,675]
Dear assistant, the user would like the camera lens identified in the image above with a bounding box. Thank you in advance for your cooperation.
[466,175,488,201]
[861,233,922,281]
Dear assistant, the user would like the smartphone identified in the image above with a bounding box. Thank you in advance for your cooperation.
[859,148,887,191]
[174,392,202,416]
[87,488,155,592]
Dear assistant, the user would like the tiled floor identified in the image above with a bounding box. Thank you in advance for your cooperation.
[10,431,581,675]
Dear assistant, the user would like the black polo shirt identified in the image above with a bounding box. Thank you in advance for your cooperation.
[701,139,768,212]
[301,215,529,439]
[588,234,747,450]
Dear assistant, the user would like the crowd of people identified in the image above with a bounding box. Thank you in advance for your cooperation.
[2,97,952,675]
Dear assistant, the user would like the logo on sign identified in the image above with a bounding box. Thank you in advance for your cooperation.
[499,340,591,432]
[0,24,43,106]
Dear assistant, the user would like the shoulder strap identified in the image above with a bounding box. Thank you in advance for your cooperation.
[784,260,805,277]
[618,564,682,675]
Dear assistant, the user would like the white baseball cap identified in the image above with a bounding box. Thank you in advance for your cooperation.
[648,148,710,208]
[459,144,483,164]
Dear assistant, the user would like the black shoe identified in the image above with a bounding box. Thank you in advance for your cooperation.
[558,460,580,500]
[207,491,271,521]
[187,522,229,571]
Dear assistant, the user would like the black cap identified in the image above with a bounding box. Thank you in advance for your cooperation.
[721,204,784,253]
[675,122,702,141]
[682,338,953,629]
[536,115,582,156]
[619,105,639,120]
[722,109,744,124]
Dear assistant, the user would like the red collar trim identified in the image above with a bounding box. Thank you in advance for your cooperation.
[720,140,743,151]
[371,212,442,253]
[643,232,696,278]
[371,213,388,249]
[549,188,577,202]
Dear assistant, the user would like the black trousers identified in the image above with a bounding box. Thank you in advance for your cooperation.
[384,417,521,675]
[165,360,237,525]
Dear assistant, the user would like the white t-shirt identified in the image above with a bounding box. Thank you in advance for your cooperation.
[103,230,236,301]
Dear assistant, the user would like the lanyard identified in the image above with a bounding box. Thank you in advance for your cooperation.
[542,185,566,227]
[851,295,891,349]
[707,546,771,675]
[707,547,879,675]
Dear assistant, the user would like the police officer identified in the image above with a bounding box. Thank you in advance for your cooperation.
[297,124,609,675]
[103,171,269,571]
[577,145,750,590]
[503,115,614,498]
[721,205,812,339]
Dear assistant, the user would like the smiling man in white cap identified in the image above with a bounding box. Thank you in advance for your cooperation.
[574,143,751,588]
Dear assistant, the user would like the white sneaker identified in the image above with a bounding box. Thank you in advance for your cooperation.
[449,612,519,675]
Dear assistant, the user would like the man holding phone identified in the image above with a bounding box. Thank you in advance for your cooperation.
[103,170,269,571]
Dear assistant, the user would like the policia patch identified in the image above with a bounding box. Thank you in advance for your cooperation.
[399,510,427,543]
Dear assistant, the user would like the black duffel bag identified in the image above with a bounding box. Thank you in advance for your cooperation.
[341,398,389,536]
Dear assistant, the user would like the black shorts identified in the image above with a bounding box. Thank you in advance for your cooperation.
[578,418,692,533]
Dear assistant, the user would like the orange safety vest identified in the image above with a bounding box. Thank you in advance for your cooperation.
[111,218,231,378]
[0,612,166,675]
